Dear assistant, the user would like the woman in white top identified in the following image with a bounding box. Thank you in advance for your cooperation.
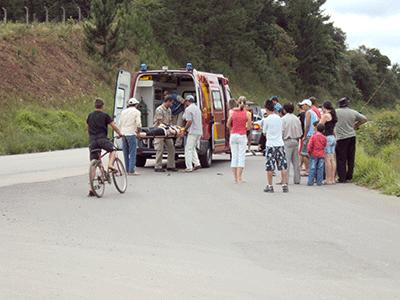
[120,98,142,175]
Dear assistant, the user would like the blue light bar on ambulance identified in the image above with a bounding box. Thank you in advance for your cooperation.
[186,63,193,72]
[140,64,147,72]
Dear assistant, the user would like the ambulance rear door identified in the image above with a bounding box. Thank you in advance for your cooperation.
[113,70,132,147]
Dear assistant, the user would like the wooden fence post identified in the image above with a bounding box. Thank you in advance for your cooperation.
[44,6,48,23]
[77,6,82,22]
[1,8,6,23]
[24,6,29,24]
[61,6,65,23]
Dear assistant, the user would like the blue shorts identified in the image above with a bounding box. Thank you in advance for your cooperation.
[325,135,336,154]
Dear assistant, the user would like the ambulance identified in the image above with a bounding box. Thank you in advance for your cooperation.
[113,63,233,168]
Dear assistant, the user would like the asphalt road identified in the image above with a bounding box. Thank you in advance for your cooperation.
[1,150,400,299]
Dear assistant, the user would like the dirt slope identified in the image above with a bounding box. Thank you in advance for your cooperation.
[0,24,99,103]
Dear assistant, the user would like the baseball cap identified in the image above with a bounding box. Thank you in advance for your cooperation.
[127,97,139,106]
[298,99,312,107]
[185,95,195,102]
[274,103,283,112]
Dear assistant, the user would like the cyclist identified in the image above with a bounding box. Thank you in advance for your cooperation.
[87,98,123,197]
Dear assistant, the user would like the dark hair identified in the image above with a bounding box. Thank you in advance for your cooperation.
[309,96,317,105]
[316,123,325,133]
[283,103,294,114]
[323,101,338,123]
[313,121,319,127]
[164,94,174,102]
[338,97,349,108]
[95,98,104,109]
[264,99,275,112]
[270,96,279,102]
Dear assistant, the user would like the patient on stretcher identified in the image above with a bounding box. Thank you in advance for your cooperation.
[138,124,185,139]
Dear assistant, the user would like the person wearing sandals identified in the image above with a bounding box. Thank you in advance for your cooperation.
[263,99,289,193]
[120,97,142,176]
[227,97,252,183]
[299,99,319,176]
[319,101,337,184]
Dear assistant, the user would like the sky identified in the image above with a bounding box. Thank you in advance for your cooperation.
[323,0,400,64]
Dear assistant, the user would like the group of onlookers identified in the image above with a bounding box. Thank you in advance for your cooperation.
[228,95,368,193]
[86,91,367,196]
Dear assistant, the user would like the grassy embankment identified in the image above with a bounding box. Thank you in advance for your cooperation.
[0,23,117,154]
[354,108,400,196]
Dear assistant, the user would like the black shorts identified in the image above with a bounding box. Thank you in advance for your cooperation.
[265,146,288,171]
[89,138,114,160]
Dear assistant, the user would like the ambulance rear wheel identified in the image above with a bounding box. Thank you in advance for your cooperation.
[136,155,147,167]
[199,145,212,168]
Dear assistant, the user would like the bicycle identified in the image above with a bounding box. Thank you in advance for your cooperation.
[89,140,127,198]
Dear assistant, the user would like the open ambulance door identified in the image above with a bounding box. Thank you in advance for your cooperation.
[113,70,132,149]
[210,87,226,153]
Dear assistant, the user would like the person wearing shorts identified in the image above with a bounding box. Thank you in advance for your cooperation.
[319,101,337,184]
[298,99,318,175]
[262,99,288,193]
[86,98,123,196]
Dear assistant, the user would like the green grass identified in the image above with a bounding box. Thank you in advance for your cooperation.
[0,85,114,155]
[0,22,84,45]
[351,108,400,196]
[354,147,400,196]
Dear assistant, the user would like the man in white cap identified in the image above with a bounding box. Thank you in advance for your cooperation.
[183,95,203,172]
[120,98,142,175]
[299,99,319,175]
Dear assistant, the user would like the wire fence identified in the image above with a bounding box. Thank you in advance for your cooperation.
[0,4,89,24]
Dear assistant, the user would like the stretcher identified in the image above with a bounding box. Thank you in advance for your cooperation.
[138,125,185,139]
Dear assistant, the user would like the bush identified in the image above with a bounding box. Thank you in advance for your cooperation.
[354,108,400,196]
[354,147,400,196]
[2,107,87,154]
[358,109,400,155]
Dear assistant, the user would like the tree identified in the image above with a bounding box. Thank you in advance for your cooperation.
[279,0,346,93]
[83,0,123,64]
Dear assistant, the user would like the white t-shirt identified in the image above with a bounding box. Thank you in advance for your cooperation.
[263,113,284,147]
[183,103,203,135]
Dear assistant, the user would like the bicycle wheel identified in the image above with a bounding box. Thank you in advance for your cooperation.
[112,158,127,193]
[89,160,105,198]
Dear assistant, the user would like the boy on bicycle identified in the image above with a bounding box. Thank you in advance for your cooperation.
[87,98,123,196]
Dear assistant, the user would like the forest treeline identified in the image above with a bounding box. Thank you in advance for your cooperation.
[3,0,400,106]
